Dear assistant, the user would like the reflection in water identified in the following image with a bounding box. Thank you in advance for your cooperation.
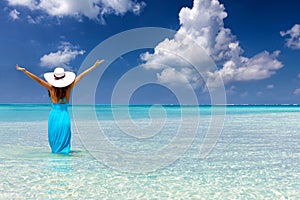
[47,154,73,197]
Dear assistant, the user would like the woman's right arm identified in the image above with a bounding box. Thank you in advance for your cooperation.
[16,64,52,90]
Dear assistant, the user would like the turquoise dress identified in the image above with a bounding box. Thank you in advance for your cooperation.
[48,97,71,153]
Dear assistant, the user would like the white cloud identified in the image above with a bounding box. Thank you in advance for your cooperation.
[140,37,208,88]
[256,91,263,96]
[240,91,248,97]
[226,85,236,95]
[294,88,300,96]
[7,0,37,9]
[40,42,85,69]
[6,0,145,23]
[27,15,43,24]
[267,84,274,89]
[210,51,282,85]
[280,24,300,49]
[9,9,20,20]
[141,0,283,89]
[37,0,101,19]
[156,68,190,87]
[100,0,145,16]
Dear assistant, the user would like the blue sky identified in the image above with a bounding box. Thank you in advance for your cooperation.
[1,0,300,105]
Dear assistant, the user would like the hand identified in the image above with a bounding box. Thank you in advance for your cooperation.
[94,59,104,67]
[16,64,26,72]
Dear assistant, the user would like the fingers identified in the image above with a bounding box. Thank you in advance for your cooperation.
[96,59,104,65]
[92,59,104,67]
[16,64,25,71]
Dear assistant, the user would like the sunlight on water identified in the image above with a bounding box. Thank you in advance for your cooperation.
[0,105,299,199]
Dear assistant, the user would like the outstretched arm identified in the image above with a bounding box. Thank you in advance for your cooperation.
[71,59,104,87]
[16,64,52,90]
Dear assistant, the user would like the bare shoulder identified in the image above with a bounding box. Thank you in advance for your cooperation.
[48,87,55,100]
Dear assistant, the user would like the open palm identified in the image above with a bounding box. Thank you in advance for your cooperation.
[16,64,25,72]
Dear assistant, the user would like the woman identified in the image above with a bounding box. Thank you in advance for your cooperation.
[16,60,104,153]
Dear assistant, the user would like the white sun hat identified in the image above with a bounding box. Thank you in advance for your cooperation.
[44,68,76,88]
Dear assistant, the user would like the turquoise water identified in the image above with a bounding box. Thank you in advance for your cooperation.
[0,105,300,199]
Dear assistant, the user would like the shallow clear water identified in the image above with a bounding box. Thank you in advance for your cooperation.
[0,105,299,199]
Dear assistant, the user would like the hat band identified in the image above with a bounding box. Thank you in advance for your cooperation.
[54,74,65,80]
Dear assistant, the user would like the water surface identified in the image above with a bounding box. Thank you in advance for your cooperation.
[0,105,299,199]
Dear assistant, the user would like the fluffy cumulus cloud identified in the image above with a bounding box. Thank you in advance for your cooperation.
[6,0,145,23]
[40,42,85,69]
[141,0,283,89]
[100,0,145,16]
[280,24,300,49]
[210,51,282,85]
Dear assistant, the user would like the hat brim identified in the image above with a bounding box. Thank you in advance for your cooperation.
[44,71,76,88]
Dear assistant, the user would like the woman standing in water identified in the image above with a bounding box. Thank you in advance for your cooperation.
[16,60,104,153]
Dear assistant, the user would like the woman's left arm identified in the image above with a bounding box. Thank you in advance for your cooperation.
[16,64,52,90]
[70,59,104,88]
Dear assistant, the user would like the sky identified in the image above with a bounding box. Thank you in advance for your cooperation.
[1,0,300,105]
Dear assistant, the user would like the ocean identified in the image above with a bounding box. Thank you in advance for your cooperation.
[0,104,299,199]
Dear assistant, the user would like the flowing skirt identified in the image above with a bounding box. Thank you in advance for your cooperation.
[48,104,71,153]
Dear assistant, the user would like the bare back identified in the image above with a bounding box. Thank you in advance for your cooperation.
[48,86,72,104]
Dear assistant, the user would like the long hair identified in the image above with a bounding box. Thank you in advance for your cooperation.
[48,86,69,100]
